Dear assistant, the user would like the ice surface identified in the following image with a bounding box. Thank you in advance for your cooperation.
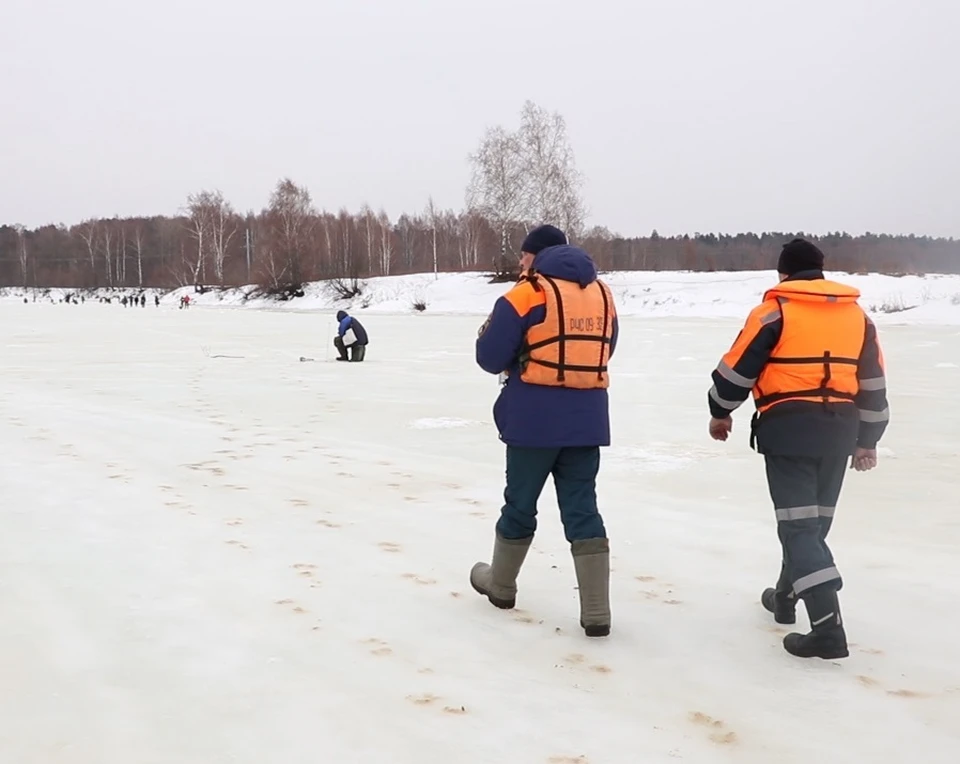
[1,302,959,764]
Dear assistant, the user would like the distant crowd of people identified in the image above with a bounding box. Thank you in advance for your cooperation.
[15,291,184,308]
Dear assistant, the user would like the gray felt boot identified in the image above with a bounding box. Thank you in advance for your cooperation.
[572,538,611,637]
[470,534,533,609]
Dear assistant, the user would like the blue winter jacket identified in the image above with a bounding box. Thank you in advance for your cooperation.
[336,313,369,345]
[475,245,618,448]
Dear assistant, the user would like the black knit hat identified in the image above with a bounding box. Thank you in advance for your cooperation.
[778,238,825,276]
[521,224,567,255]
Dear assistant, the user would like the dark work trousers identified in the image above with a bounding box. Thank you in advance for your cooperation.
[334,336,366,362]
[765,455,847,597]
[496,446,607,543]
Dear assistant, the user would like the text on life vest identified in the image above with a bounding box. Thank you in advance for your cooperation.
[568,316,605,332]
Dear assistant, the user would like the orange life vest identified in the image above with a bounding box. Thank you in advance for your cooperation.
[753,279,866,414]
[518,272,615,389]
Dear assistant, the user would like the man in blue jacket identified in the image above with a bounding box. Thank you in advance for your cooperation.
[334,310,369,362]
[470,225,619,637]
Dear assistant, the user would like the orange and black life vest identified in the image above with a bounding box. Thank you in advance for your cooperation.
[753,279,866,415]
[518,272,616,389]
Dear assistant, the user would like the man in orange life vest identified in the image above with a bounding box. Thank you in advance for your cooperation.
[709,238,890,659]
[470,225,619,637]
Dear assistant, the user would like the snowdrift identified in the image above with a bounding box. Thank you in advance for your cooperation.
[3,269,960,324]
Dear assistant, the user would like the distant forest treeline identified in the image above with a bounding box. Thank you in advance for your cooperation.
[4,100,958,290]
[2,184,958,291]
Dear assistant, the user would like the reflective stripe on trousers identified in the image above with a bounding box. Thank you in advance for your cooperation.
[765,455,847,596]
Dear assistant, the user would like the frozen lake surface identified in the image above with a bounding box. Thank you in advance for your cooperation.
[1,303,958,763]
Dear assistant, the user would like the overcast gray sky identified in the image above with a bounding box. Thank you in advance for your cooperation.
[3,0,958,237]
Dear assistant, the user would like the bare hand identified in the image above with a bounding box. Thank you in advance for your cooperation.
[851,447,878,471]
[709,417,733,442]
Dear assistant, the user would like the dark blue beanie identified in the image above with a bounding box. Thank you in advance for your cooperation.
[521,225,567,255]
[336,310,347,321]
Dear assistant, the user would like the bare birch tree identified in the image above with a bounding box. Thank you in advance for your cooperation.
[426,196,439,279]
[210,194,237,284]
[266,178,315,285]
[459,210,483,269]
[132,224,146,287]
[360,204,376,276]
[76,220,98,285]
[186,190,235,284]
[467,102,586,266]
[102,223,114,286]
[466,125,528,272]
[14,225,28,287]
[186,191,212,284]
[518,100,586,238]
[377,209,393,276]
[118,223,128,285]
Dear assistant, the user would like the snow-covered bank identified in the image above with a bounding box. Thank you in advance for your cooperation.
[4,269,960,324]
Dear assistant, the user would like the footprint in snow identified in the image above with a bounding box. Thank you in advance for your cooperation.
[362,638,393,656]
[274,599,307,614]
[406,693,439,705]
[887,689,932,699]
[293,563,317,578]
[405,694,468,715]
[401,573,437,585]
[688,712,738,745]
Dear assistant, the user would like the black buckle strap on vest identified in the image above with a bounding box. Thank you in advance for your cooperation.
[821,349,832,407]
[521,274,611,383]
[542,276,567,382]
[754,389,857,407]
[597,282,610,381]
[766,355,859,366]
[760,351,858,411]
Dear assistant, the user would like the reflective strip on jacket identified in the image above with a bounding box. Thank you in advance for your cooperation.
[744,279,867,413]
[709,272,891,454]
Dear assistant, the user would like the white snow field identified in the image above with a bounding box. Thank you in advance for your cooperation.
[1,298,959,764]
[4,267,960,324]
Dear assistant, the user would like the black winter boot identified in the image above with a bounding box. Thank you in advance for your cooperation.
[783,586,849,660]
[761,587,797,625]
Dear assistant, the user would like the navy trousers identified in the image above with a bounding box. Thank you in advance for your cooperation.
[496,446,607,543]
